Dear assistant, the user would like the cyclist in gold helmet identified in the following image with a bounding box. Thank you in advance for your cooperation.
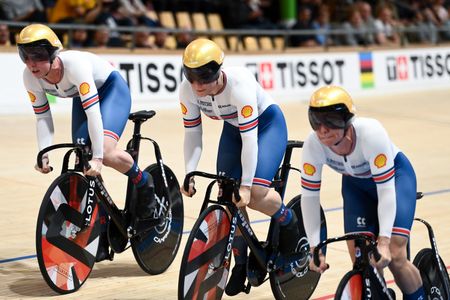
[301,85,425,299]
[179,38,302,296]
[17,24,156,262]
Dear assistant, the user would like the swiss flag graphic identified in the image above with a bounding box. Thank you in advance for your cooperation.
[259,62,273,89]
[397,56,408,80]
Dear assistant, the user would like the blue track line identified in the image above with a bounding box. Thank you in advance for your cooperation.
[2,188,448,264]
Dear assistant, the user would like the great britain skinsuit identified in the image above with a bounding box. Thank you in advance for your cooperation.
[23,50,131,159]
[301,117,417,247]
[179,66,287,187]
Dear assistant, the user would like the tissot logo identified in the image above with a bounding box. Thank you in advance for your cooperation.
[386,56,408,81]
[386,52,450,81]
[246,59,345,89]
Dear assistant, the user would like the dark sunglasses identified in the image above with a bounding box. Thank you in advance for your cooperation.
[18,46,50,63]
[308,109,346,130]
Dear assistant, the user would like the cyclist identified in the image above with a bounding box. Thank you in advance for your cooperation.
[179,38,301,296]
[18,24,155,262]
[300,85,425,299]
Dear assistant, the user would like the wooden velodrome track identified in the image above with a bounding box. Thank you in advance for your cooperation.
[1,87,450,299]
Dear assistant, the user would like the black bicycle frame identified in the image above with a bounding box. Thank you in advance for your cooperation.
[314,234,393,300]
[36,111,173,240]
[185,170,307,275]
[415,217,450,294]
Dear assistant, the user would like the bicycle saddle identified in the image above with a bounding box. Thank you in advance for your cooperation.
[129,110,156,122]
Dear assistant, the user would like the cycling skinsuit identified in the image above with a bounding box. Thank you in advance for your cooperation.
[179,66,287,187]
[23,50,131,159]
[301,117,417,247]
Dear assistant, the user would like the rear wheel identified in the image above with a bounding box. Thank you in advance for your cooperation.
[413,248,450,299]
[36,172,99,294]
[335,270,363,299]
[178,205,231,300]
[270,195,327,299]
[131,164,184,275]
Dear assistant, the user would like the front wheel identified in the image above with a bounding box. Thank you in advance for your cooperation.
[413,248,450,299]
[131,163,184,275]
[36,172,100,294]
[269,195,327,300]
[335,270,364,299]
[178,205,232,300]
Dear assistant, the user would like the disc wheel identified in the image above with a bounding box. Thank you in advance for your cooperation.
[270,195,327,299]
[131,164,184,275]
[36,172,100,294]
[178,205,232,300]
[335,270,363,299]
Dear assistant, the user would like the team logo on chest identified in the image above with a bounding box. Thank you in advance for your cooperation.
[374,154,387,168]
[79,82,90,96]
[241,105,253,118]
[303,163,316,176]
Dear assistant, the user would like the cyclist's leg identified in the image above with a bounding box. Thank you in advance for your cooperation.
[388,153,424,299]
[217,122,248,296]
[341,175,378,262]
[98,71,155,218]
[72,95,111,262]
[247,105,301,255]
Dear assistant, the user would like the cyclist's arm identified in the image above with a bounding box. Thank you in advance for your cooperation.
[67,60,104,159]
[180,85,203,174]
[362,120,397,239]
[300,133,326,247]
[24,71,54,151]
[231,78,258,187]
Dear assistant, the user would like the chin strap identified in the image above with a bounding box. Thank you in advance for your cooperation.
[43,61,53,78]
[333,127,348,146]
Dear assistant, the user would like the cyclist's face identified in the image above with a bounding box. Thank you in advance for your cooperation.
[190,79,218,97]
[25,59,51,78]
[315,124,345,147]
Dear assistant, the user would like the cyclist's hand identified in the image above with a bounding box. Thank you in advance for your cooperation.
[234,186,250,208]
[85,158,103,176]
[309,247,328,273]
[35,153,52,174]
[374,236,391,269]
[181,176,196,197]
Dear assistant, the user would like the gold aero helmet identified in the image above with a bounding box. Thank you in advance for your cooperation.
[17,24,63,63]
[308,85,356,130]
[182,38,224,84]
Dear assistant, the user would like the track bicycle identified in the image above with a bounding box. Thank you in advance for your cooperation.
[314,233,395,299]
[177,140,328,300]
[35,110,184,294]
[412,217,450,299]
[314,192,450,300]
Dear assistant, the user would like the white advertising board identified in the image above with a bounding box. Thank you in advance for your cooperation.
[0,47,449,115]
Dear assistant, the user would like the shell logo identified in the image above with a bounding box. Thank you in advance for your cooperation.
[303,163,316,176]
[79,82,90,96]
[241,105,253,118]
[180,103,187,115]
[28,91,36,103]
[374,154,387,168]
